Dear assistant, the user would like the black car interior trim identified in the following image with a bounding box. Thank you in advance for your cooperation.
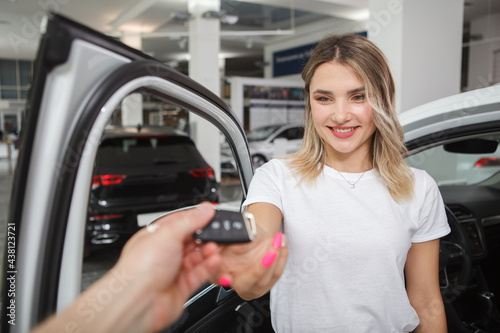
[482,215,500,228]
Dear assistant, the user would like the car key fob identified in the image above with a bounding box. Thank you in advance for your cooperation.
[194,210,256,244]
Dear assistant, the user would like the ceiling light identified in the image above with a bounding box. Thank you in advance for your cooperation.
[220,15,239,25]
[177,37,187,49]
[202,10,239,25]
[245,37,253,49]
[202,10,224,19]
[170,12,191,22]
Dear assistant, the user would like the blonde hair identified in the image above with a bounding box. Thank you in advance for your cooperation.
[290,34,414,201]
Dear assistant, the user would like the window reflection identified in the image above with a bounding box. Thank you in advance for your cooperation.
[405,134,500,186]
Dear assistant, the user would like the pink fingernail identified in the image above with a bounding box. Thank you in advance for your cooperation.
[272,232,283,249]
[219,276,231,287]
[262,250,277,268]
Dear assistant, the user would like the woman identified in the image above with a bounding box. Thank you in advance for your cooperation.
[217,34,450,332]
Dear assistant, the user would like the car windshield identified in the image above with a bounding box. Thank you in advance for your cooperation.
[97,135,201,168]
[246,125,282,142]
[405,133,500,186]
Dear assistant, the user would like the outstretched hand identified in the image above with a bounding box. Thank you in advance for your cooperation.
[213,223,288,301]
[116,203,222,331]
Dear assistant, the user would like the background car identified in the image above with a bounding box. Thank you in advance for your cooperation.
[401,87,500,332]
[221,123,304,173]
[86,126,218,254]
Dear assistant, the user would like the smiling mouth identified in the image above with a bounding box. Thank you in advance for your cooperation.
[330,126,359,133]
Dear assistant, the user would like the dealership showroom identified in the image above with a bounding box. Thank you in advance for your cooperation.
[1,0,500,332]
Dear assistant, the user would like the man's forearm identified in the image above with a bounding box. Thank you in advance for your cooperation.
[32,266,154,333]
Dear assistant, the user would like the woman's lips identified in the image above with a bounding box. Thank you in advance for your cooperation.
[329,126,359,139]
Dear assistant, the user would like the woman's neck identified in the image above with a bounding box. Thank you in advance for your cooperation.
[324,149,372,173]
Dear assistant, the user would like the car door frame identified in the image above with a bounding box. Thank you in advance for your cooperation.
[1,13,253,332]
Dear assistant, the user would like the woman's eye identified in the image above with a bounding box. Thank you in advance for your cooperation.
[352,94,366,101]
[315,96,331,102]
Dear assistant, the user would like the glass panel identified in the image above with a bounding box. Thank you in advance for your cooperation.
[1,89,18,99]
[0,60,17,86]
[405,134,500,186]
[3,114,18,134]
[220,0,330,32]
[19,61,32,86]
[20,89,28,99]
[81,90,244,293]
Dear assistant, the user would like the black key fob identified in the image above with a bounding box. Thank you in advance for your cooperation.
[194,210,256,244]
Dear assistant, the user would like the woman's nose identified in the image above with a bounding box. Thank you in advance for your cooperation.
[331,100,351,123]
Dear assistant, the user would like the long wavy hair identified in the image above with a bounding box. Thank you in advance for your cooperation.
[290,34,414,201]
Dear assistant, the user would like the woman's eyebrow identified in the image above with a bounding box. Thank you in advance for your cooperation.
[347,86,365,94]
[312,88,332,95]
[312,86,365,95]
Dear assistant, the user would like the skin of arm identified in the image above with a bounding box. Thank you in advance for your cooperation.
[247,202,283,235]
[31,204,221,333]
[405,239,447,333]
[214,202,287,301]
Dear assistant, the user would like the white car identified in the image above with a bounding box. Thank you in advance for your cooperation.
[221,123,304,173]
[401,86,500,186]
[399,85,500,332]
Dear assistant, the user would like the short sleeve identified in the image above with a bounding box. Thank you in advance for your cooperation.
[411,170,451,243]
[242,159,284,213]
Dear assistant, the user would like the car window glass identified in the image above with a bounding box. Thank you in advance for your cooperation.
[81,91,244,292]
[275,129,288,140]
[286,127,304,140]
[246,124,281,142]
[272,126,304,142]
[97,136,199,167]
[405,133,500,186]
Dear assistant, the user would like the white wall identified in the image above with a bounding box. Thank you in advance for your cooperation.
[400,0,463,112]
[370,0,463,113]
[466,13,500,91]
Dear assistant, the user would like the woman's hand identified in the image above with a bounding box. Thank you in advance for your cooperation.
[213,203,288,300]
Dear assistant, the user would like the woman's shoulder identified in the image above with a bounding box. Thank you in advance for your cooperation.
[408,167,439,191]
[260,158,292,171]
[408,167,433,180]
[254,158,293,178]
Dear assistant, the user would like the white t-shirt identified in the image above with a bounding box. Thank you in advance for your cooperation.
[242,159,450,333]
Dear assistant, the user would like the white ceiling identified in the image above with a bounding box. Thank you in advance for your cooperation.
[0,0,498,75]
[0,0,366,60]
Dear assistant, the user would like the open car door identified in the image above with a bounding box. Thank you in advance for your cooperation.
[1,14,270,333]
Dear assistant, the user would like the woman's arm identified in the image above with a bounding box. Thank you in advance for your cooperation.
[405,239,447,333]
[248,202,283,235]
[214,202,287,300]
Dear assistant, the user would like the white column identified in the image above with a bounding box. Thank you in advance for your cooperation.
[121,33,143,126]
[467,13,500,91]
[229,76,244,125]
[188,0,222,181]
[368,0,464,112]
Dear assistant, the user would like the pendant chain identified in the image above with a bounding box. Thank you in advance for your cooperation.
[336,170,367,189]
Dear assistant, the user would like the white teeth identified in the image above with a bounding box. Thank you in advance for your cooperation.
[332,127,355,133]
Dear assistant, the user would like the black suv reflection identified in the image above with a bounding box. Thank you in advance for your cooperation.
[86,126,218,252]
